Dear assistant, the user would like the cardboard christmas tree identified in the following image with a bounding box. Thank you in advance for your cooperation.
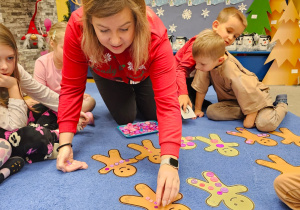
[244,0,271,35]
[263,0,300,85]
[266,0,287,39]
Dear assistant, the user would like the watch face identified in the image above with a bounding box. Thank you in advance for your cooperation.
[170,158,179,167]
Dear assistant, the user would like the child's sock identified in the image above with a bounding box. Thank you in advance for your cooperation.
[0,138,12,167]
[85,112,94,125]
[273,94,288,106]
[0,156,25,184]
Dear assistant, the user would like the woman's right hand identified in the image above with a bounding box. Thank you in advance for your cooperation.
[178,95,192,112]
[56,144,88,172]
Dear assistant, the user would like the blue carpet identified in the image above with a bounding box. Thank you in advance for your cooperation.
[1,82,298,210]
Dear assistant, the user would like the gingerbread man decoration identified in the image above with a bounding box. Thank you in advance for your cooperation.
[269,128,300,147]
[187,171,255,210]
[127,139,161,164]
[227,127,277,146]
[119,183,190,210]
[256,154,300,174]
[92,149,138,177]
[180,136,197,150]
[195,134,239,157]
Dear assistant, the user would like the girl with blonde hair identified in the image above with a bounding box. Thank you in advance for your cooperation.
[56,0,182,207]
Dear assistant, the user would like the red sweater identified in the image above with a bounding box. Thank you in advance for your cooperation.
[175,35,197,96]
[58,7,182,158]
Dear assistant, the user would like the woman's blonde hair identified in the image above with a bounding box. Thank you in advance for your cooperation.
[217,7,248,28]
[48,21,67,52]
[192,29,225,60]
[81,0,150,72]
[0,23,21,108]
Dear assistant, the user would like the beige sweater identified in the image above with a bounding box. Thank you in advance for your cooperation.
[0,64,59,131]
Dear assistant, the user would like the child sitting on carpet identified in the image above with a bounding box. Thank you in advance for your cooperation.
[0,23,62,183]
[30,22,96,127]
[176,7,247,112]
[191,29,288,132]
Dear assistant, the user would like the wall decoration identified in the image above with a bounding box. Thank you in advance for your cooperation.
[201,8,210,18]
[266,0,287,39]
[193,0,207,5]
[238,3,247,13]
[156,0,168,6]
[182,9,192,20]
[244,0,271,35]
[175,0,186,6]
[55,0,69,22]
[169,23,177,33]
[212,0,225,5]
[156,7,164,17]
[230,0,245,4]
[263,0,300,85]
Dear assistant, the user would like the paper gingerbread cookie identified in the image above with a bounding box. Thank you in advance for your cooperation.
[92,149,138,177]
[127,139,161,164]
[256,154,300,174]
[119,183,190,210]
[227,127,277,146]
[187,171,255,210]
[269,128,300,147]
[195,134,239,157]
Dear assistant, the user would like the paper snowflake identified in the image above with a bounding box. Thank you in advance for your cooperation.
[182,9,192,20]
[238,3,247,13]
[169,24,177,33]
[156,7,164,17]
[201,8,210,18]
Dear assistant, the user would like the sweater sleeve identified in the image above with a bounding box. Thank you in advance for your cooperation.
[18,64,59,112]
[0,98,28,131]
[57,9,88,133]
[175,37,196,96]
[34,57,47,86]
[149,31,182,158]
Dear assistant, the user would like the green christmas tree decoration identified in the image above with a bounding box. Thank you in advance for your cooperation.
[244,0,272,35]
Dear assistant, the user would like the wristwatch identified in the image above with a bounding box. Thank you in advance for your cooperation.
[160,157,179,170]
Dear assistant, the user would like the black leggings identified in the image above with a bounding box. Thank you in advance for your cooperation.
[91,71,157,125]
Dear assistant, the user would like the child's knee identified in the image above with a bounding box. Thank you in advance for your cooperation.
[82,96,96,112]
[256,120,277,132]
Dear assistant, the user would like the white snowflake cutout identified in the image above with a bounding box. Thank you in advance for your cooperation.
[182,9,192,20]
[238,3,247,13]
[156,7,164,17]
[169,24,177,33]
[103,53,112,63]
[201,8,210,18]
[127,62,134,71]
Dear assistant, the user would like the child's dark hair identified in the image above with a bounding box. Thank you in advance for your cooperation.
[0,23,21,107]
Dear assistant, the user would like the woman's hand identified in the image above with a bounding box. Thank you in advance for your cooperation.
[178,95,192,112]
[156,156,180,207]
[56,145,88,172]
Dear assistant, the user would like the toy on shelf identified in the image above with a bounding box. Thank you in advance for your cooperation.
[21,0,48,49]
[172,36,188,51]
[117,121,159,138]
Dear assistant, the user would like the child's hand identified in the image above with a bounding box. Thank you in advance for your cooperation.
[0,74,18,89]
[178,95,193,112]
[193,109,204,119]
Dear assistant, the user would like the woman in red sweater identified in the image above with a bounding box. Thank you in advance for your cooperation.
[56,0,182,207]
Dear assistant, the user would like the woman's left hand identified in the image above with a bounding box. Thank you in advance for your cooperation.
[156,157,180,207]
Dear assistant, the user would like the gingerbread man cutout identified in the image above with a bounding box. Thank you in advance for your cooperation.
[92,149,138,177]
[127,139,161,164]
[195,134,239,157]
[187,171,255,210]
[180,136,197,150]
[227,127,277,146]
[269,128,300,147]
[119,183,190,210]
[256,154,300,174]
